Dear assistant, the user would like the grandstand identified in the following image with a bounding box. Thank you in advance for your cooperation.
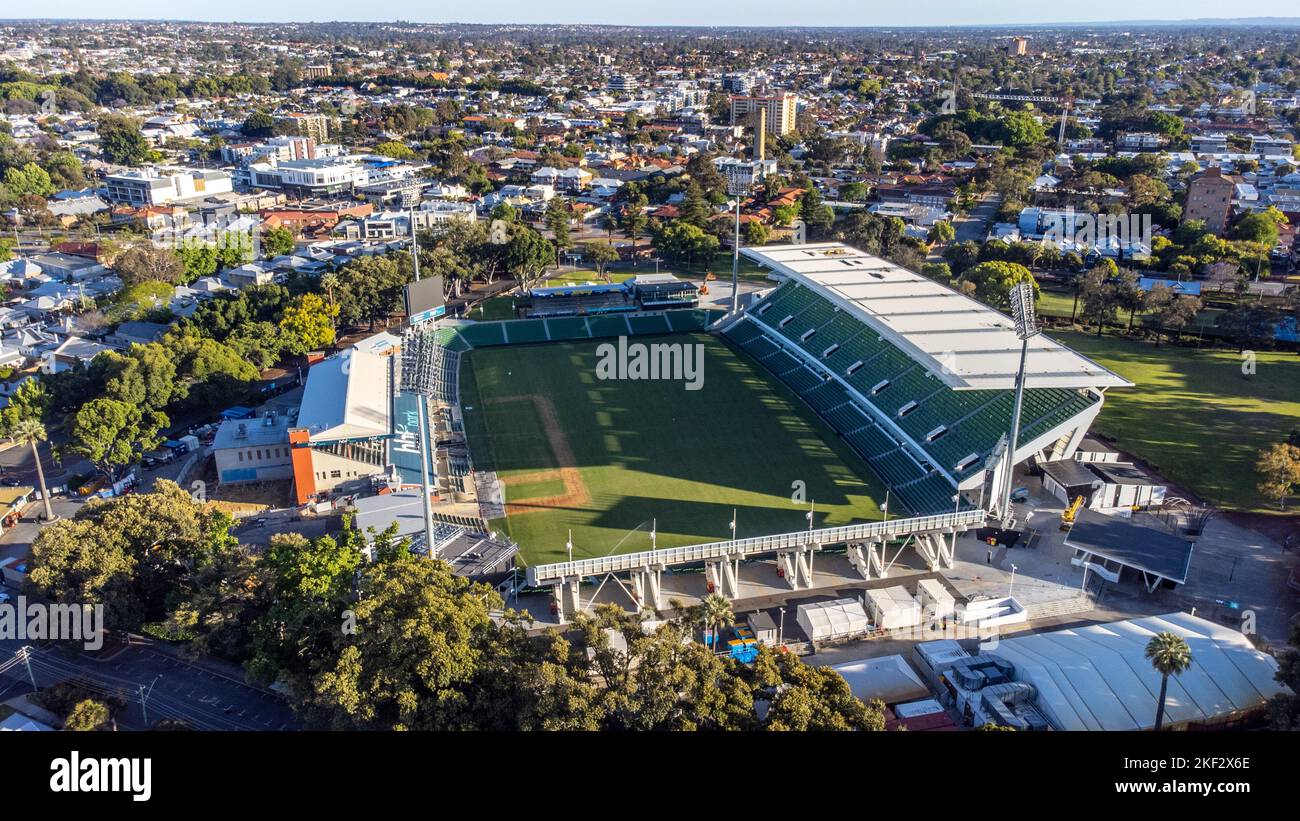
[630,273,700,309]
[435,309,725,351]
[515,281,635,319]
[727,243,1131,516]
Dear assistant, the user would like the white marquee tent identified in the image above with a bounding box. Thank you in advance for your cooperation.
[797,598,871,642]
[865,585,922,630]
[980,612,1289,731]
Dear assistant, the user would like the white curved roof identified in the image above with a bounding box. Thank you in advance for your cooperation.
[296,349,392,442]
[980,613,1288,731]
[742,243,1133,391]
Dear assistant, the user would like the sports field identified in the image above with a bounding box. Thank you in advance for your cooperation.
[1054,330,1300,513]
[459,333,892,565]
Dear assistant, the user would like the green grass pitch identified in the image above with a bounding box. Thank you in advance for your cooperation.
[459,333,893,566]
[1054,330,1300,513]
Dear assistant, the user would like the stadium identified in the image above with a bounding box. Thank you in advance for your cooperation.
[427,243,1131,619]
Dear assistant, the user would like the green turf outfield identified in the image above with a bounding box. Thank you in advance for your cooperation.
[459,333,892,565]
[1054,330,1300,512]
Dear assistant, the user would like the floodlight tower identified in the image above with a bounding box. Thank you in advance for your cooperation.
[727,173,748,315]
[1000,281,1040,528]
[408,206,434,556]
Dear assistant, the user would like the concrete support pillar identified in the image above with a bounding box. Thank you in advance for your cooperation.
[777,546,815,589]
[706,556,740,599]
[632,565,663,613]
[552,576,581,624]
[847,541,886,580]
[912,533,954,572]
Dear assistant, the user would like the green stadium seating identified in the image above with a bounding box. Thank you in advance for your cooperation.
[502,319,550,345]
[545,316,591,341]
[781,366,824,395]
[627,313,673,335]
[868,448,926,486]
[587,315,632,338]
[458,322,508,347]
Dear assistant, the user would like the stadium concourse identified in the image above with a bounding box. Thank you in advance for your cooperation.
[515,242,1132,624]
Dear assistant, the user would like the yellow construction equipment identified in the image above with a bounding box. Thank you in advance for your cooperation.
[1061,495,1085,529]
[705,271,717,281]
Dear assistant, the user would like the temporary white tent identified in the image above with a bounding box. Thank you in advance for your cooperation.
[980,612,1290,731]
[796,598,871,642]
[865,585,922,630]
[916,579,957,621]
[832,655,931,705]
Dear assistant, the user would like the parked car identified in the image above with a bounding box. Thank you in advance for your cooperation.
[1,476,21,487]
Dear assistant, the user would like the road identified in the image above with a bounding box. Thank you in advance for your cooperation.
[953,193,1001,243]
[0,637,299,730]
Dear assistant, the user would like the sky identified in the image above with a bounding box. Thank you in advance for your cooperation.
[9,1,1300,28]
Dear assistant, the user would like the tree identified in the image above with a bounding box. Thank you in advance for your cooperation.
[9,417,54,521]
[97,115,153,166]
[4,162,54,197]
[279,292,338,354]
[335,254,410,330]
[65,397,168,481]
[28,481,238,632]
[241,112,275,138]
[113,245,185,287]
[64,699,111,731]
[960,261,1038,310]
[543,197,573,258]
[263,225,296,257]
[742,219,770,246]
[1114,269,1146,333]
[652,221,719,267]
[504,226,554,290]
[101,344,179,411]
[927,220,955,246]
[1145,285,1202,345]
[226,320,290,370]
[700,593,734,651]
[1216,304,1279,352]
[374,140,416,161]
[1256,442,1300,510]
[305,550,499,730]
[582,242,620,281]
[758,648,886,731]
[618,194,649,261]
[245,531,365,692]
[1231,207,1286,247]
[1145,632,1192,731]
[1077,267,1121,336]
[1268,621,1300,730]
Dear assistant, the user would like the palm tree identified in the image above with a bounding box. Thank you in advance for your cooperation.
[1145,632,1193,731]
[319,271,340,317]
[701,593,735,653]
[11,417,53,521]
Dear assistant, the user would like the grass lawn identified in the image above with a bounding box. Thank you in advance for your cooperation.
[459,333,891,565]
[1053,329,1300,512]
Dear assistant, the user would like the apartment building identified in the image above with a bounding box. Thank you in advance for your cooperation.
[730,91,798,136]
[1184,167,1239,236]
[103,167,233,206]
[276,112,330,143]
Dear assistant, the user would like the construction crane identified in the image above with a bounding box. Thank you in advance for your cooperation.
[972,92,1074,146]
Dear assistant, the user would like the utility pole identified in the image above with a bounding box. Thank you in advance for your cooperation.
[138,675,160,727]
[20,646,36,690]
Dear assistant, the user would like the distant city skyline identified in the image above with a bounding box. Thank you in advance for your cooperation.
[8,1,1300,28]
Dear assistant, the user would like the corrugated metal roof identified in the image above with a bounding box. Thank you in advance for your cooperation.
[741,243,1133,391]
